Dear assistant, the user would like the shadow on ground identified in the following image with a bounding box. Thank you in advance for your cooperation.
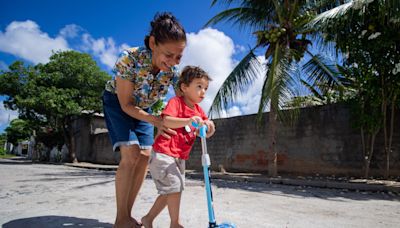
[187,177,400,202]
[2,215,112,228]
[0,157,33,165]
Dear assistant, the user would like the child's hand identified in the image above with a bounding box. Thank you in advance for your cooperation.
[204,120,215,138]
[190,116,203,126]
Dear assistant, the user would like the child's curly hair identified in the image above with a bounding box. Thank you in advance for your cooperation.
[177,66,212,91]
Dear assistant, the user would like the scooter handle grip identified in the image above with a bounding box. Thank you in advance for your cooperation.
[191,122,208,138]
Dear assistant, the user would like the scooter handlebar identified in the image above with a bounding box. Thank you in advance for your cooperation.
[191,122,208,138]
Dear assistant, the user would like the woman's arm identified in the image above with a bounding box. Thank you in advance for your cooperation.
[116,76,159,124]
[116,76,179,138]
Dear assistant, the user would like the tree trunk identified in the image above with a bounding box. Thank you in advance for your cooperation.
[386,96,397,179]
[63,117,78,163]
[268,105,278,177]
[381,81,388,179]
[364,131,378,179]
[70,133,77,163]
[364,158,370,179]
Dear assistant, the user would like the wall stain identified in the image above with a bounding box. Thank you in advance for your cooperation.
[233,150,287,167]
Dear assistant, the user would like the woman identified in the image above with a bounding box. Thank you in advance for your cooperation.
[102,12,187,228]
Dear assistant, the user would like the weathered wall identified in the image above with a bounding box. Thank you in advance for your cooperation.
[187,104,400,177]
[72,104,400,177]
[71,115,119,165]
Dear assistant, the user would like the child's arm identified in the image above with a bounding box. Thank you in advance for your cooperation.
[163,115,203,129]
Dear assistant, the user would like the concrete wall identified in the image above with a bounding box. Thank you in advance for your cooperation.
[72,104,400,177]
[187,104,400,177]
[71,115,120,165]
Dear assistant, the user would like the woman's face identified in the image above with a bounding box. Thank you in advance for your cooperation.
[149,36,186,72]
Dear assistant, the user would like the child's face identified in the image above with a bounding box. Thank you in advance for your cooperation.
[181,77,209,105]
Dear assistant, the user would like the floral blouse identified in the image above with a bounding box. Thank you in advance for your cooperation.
[105,46,179,108]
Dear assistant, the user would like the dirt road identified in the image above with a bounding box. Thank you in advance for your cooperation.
[1,159,399,227]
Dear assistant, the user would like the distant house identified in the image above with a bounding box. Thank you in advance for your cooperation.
[13,140,29,156]
[70,113,120,165]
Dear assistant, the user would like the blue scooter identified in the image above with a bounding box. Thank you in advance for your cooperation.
[194,123,236,228]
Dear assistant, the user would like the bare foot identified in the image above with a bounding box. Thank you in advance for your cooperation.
[141,215,153,228]
[113,219,135,228]
[130,217,142,227]
[170,222,184,228]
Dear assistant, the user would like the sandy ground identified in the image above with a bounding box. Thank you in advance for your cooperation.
[1,160,399,228]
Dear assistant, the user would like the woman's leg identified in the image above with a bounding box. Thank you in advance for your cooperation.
[127,149,151,220]
[114,144,141,228]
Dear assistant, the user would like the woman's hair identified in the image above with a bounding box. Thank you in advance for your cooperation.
[144,12,186,49]
[178,66,212,91]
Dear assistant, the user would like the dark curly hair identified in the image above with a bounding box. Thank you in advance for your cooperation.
[144,12,186,49]
[178,66,212,91]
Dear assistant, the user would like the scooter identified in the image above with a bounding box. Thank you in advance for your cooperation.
[194,123,236,228]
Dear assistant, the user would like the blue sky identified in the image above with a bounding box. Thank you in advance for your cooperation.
[0,0,268,133]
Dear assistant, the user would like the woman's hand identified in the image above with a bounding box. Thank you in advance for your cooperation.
[204,120,215,138]
[160,127,178,139]
[153,116,177,139]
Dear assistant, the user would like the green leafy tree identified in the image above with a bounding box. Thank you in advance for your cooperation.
[308,0,400,178]
[0,51,111,162]
[0,133,5,145]
[4,119,32,146]
[0,132,8,155]
[206,0,340,176]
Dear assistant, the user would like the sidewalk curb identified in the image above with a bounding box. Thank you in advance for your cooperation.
[185,172,399,193]
[63,162,400,194]
[64,162,117,171]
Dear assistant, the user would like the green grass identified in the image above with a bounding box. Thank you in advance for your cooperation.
[0,153,16,159]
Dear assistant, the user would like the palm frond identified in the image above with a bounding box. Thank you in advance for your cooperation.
[209,50,262,118]
[300,79,323,99]
[303,53,344,95]
[210,0,236,7]
[204,7,274,31]
[205,2,276,30]
[258,45,296,123]
[306,1,353,29]
[307,0,400,30]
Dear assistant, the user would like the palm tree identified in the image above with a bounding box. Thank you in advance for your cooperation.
[205,0,339,176]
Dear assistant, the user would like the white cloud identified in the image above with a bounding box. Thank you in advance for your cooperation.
[0,20,69,64]
[0,101,18,129]
[180,28,236,114]
[0,20,126,69]
[81,33,128,69]
[234,56,268,115]
[0,21,267,119]
[218,106,242,118]
[178,28,268,118]
[59,24,82,39]
[234,44,247,54]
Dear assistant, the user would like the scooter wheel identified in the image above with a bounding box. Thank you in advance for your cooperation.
[218,222,236,228]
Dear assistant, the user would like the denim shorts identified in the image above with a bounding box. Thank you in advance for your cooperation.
[102,90,154,152]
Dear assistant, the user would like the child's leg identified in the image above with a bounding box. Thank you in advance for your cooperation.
[166,192,183,228]
[141,194,167,228]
